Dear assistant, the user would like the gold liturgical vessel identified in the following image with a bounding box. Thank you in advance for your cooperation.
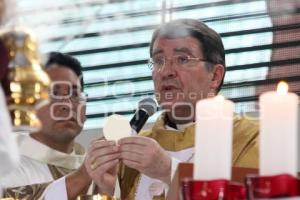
[77,194,119,200]
[0,27,50,131]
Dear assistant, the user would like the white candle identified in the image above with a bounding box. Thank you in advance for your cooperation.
[259,81,299,176]
[194,95,234,180]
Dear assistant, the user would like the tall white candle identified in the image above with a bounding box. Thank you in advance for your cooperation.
[259,81,299,176]
[194,95,234,180]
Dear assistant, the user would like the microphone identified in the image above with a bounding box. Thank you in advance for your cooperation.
[130,97,157,134]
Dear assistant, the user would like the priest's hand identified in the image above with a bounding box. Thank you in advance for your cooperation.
[85,139,120,195]
[119,136,171,184]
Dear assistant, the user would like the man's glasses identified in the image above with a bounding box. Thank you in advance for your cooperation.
[148,55,208,71]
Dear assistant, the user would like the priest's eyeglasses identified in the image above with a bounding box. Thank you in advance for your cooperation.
[148,55,208,71]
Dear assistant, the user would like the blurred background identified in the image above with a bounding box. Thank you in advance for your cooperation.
[5,0,299,141]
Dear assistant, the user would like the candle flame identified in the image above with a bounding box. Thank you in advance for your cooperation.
[277,81,288,95]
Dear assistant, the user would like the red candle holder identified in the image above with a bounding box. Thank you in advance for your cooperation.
[181,178,246,200]
[246,174,300,199]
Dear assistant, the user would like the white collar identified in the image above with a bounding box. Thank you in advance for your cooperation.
[165,122,194,131]
[16,133,85,169]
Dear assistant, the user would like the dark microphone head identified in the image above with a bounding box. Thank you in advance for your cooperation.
[130,97,158,134]
[138,97,157,116]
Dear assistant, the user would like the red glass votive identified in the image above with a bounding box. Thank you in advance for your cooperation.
[246,174,300,199]
[181,178,246,200]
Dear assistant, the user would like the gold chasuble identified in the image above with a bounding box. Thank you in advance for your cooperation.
[119,113,259,200]
[1,133,85,199]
